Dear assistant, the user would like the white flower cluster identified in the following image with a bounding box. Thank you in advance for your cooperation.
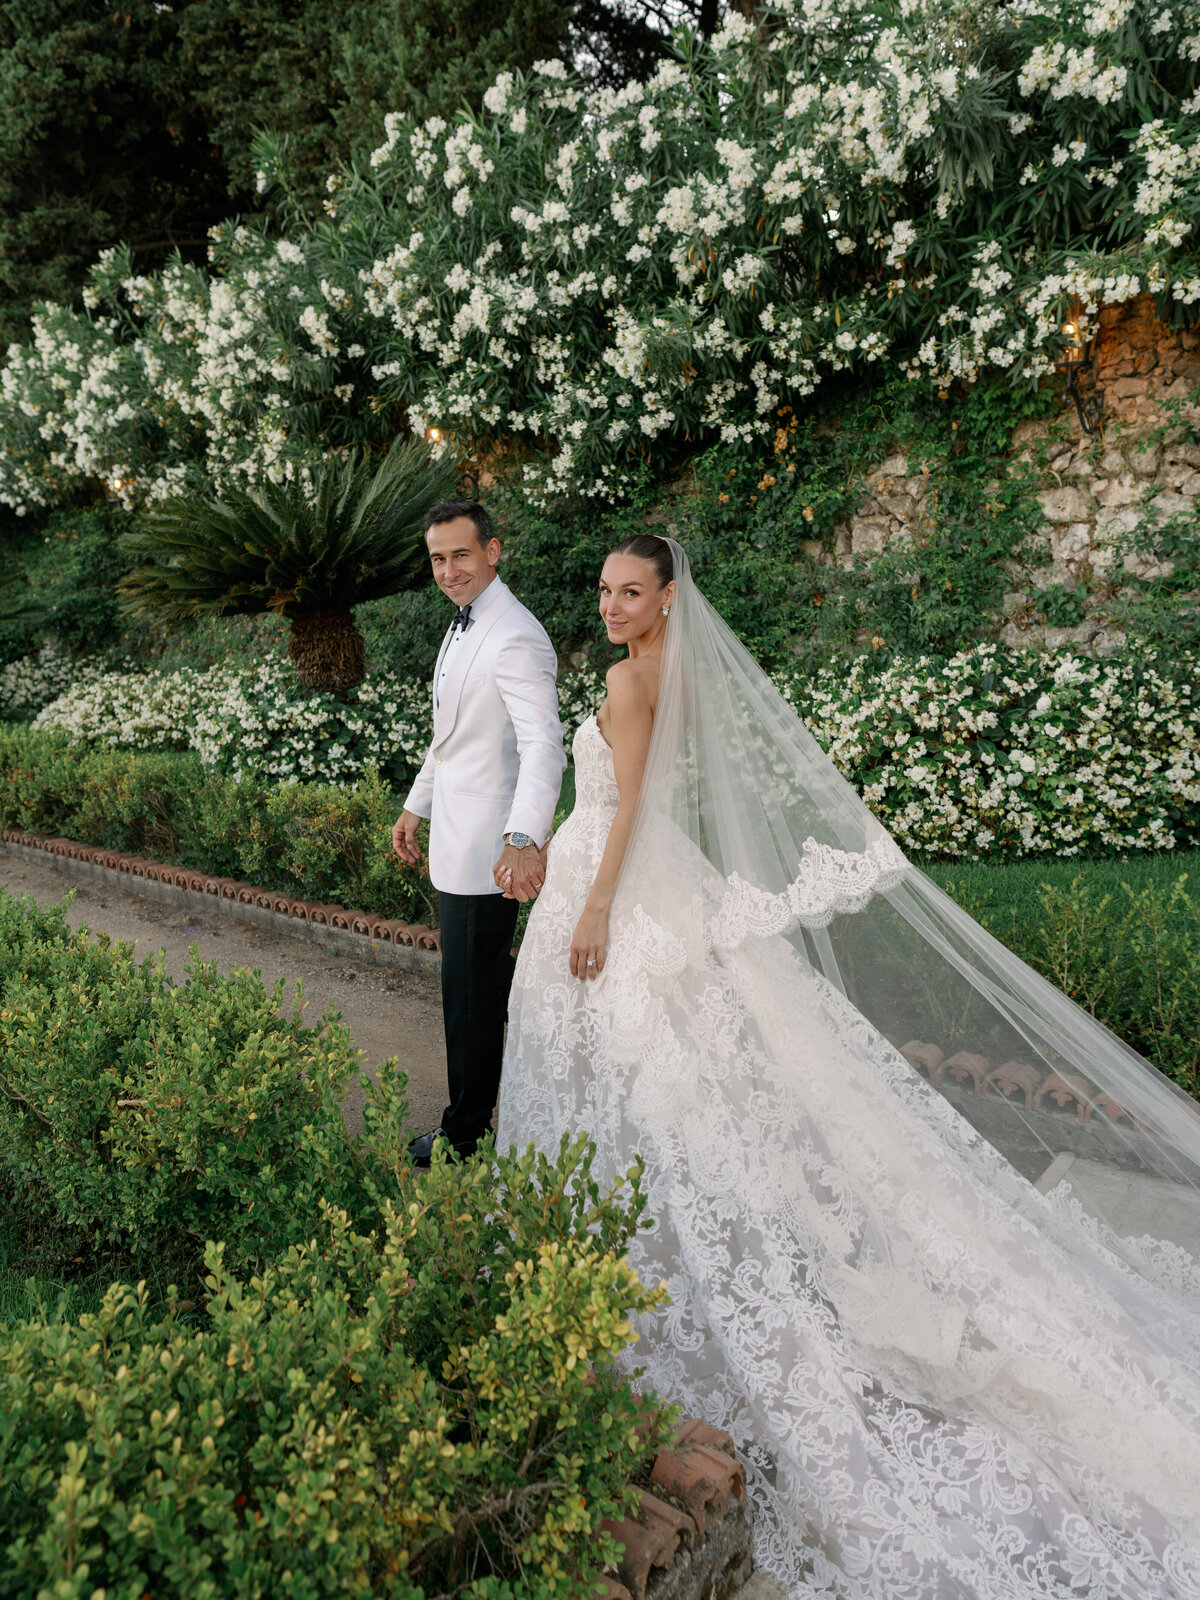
[31,663,224,751]
[0,227,349,515]
[28,646,1200,860]
[32,659,437,787]
[0,644,111,719]
[0,0,1195,511]
[780,645,1200,859]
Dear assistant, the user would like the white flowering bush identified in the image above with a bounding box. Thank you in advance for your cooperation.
[29,645,1200,857]
[32,660,435,786]
[0,644,112,720]
[30,662,228,752]
[783,645,1200,858]
[0,0,1197,513]
[190,662,436,783]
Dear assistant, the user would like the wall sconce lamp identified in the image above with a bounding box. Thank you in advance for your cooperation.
[1055,316,1103,436]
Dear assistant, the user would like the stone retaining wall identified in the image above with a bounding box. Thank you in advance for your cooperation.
[837,295,1200,654]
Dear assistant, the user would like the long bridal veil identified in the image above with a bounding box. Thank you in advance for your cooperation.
[591,537,1200,1593]
[629,538,1200,1223]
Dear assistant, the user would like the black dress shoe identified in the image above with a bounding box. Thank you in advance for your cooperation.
[407,1127,481,1168]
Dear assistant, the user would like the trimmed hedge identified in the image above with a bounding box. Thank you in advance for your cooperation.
[0,892,673,1598]
[0,890,406,1280]
[0,727,435,925]
[940,866,1200,1100]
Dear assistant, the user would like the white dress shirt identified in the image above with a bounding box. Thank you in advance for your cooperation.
[436,571,503,707]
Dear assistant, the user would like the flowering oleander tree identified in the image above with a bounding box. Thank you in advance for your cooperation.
[0,0,1198,516]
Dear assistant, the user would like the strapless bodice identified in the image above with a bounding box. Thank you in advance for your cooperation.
[571,714,620,812]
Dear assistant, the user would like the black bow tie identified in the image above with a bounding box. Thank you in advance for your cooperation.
[449,604,472,633]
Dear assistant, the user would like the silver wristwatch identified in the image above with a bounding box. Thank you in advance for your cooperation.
[506,831,536,849]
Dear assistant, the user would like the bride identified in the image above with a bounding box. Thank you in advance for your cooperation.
[495,532,1200,1599]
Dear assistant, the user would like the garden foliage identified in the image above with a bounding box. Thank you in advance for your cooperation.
[0,505,130,667]
[943,869,1200,1097]
[787,644,1200,858]
[0,893,672,1597]
[118,434,461,696]
[15,639,1200,860]
[0,730,434,923]
[0,891,399,1279]
[26,656,434,787]
[0,0,586,345]
[0,1,230,344]
[0,0,1197,515]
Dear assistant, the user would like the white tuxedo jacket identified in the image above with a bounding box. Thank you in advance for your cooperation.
[403,579,566,897]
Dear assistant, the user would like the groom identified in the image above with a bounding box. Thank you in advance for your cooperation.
[392,499,566,1165]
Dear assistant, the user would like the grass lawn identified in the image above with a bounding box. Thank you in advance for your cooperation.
[918,848,1199,942]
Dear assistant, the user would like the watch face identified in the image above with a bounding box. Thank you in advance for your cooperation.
[509,833,534,849]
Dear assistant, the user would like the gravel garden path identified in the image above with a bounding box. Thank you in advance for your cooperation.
[0,850,447,1136]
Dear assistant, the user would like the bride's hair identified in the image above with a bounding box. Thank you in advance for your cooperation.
[608,533,674,589]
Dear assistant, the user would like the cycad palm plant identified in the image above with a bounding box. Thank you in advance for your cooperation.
[119,438,460,694]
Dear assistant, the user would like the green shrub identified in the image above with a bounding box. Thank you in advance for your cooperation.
[0,727,434,922]
[207,766,437,922]
[0,892,408,1286]
[357,584,450,680]
[940,867,1200,1097]
[0,1132,672,1598]
[0,504,129,667]
[126,608,290,674]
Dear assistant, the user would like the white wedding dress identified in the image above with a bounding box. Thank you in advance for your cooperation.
[498,711,1200,1600]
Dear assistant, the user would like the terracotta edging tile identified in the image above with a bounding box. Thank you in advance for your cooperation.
[940,1051,992,1098]
[989,1059,1041,1108]
[0,827,440,964]
[649,1438,746,1539]
[1035,1071,1097,1122]
[900,1039,945,1083]
[600,1491,695,1600]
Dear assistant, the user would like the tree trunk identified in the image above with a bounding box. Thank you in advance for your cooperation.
[698,0,720,36]
[288,607,366,696]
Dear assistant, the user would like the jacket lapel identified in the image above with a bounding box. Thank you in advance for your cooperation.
[433,583,515,747]
[432,626,454,707]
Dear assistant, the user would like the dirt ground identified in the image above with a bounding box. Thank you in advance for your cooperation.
[0,850,448,1135]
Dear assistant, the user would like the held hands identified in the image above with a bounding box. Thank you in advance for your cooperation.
[570,905,609,981]
[392,809,422,864]
[494,843,546,902]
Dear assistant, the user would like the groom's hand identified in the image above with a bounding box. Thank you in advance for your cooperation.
[494,843,545,902]
[392,810,422,865]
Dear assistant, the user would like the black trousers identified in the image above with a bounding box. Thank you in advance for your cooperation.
[437,889,521,1146]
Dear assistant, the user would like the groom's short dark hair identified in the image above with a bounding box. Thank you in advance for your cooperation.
[424,499,495,549]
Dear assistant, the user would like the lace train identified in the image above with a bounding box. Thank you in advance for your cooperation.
[497,716,1200,1599]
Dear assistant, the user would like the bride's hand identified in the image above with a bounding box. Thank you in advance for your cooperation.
[570,906,609,980]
